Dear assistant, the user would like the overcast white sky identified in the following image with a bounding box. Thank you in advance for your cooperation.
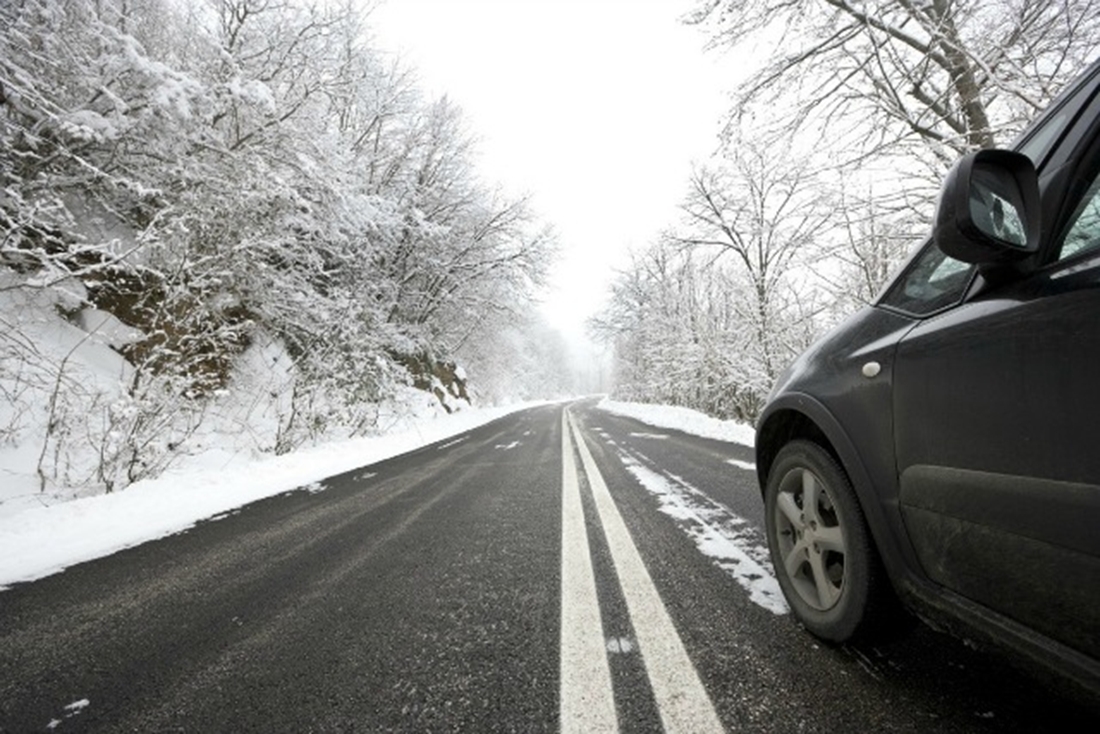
[367,0,735,345]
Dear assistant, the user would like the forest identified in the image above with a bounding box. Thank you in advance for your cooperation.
[1,0,567,494]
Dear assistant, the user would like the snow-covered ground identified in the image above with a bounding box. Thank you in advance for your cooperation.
[595,398,756,447]
[610,443,784,615]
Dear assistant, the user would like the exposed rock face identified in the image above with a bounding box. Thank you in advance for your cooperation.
[397,353,469,413]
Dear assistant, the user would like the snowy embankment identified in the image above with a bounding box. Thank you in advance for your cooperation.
[595,398,756,447]
[0,401,542,590]
[0,270,545,589]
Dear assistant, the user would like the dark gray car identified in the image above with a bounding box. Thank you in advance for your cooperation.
[756,58,1100,701]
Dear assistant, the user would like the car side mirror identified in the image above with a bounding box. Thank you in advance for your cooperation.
[933,149,1041,264]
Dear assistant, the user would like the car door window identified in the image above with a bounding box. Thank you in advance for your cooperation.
[1057,172,1100,261]
[879,243,975,317]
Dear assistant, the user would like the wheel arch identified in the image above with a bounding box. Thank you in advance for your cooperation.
[756,393,914,589]
[756,395,860,500]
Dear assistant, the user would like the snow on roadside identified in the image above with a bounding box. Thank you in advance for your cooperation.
[0,401,543,590]
[615,447,787,615]
[595,398,756,447]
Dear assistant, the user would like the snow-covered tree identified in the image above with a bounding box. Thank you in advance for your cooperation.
[690,0,1100,162]
[592,138,827,422]
[616,0,1100,421]
[1,0,557,490]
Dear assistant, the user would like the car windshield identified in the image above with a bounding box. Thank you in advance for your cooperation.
[1016,60,1100,167]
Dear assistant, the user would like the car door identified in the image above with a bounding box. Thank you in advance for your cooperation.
[890,95,1100,660]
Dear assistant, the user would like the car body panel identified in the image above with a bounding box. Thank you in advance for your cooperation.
[894,252,1100,661]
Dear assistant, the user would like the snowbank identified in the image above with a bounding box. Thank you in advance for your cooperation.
[595,398,756,447]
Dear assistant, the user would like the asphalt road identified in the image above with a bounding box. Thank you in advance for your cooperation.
[0,400,1095,732]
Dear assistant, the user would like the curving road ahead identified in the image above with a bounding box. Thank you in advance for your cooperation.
[0,401,1094,732]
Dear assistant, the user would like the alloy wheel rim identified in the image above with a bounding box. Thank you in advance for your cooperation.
[774,467,847,611]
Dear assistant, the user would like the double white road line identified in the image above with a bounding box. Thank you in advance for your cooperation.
[559,410,725,733]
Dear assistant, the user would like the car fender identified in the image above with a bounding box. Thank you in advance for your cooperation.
[756,391,925,593]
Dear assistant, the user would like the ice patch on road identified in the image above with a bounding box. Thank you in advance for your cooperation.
[606,637,635,653]
[494,441,522,450]
[727,459,756,471]
[592,428,617,446]
[47,699,90,729]
[437,436,468,450]
[616,450,788,615]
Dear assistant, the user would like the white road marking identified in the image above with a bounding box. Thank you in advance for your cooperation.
[567,412,725,734]
[629,432,670,439]
[727,459,756,471]
[560,412,618,733]
[494,440,522,450]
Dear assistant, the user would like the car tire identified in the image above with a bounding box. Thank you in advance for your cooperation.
[764,439,894,643]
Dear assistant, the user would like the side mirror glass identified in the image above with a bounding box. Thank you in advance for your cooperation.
[969,162,1028,247]
[934,150,1041,264]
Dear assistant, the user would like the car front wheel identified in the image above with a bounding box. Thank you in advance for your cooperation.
[764,440,892,642]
